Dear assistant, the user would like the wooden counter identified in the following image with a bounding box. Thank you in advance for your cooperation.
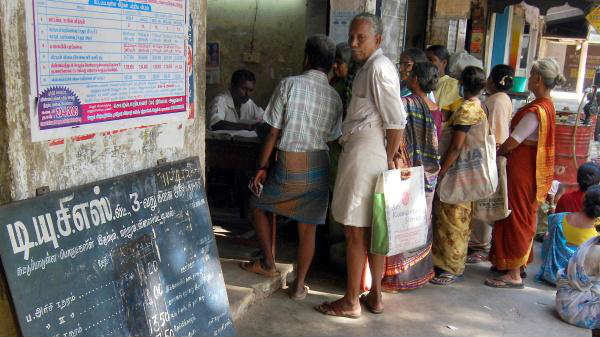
[205,133,262,219]
[205,135,261,171]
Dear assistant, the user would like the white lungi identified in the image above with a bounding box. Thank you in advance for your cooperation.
[331,125,387,227]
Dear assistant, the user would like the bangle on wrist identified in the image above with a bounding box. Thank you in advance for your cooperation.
[256,166,268,172]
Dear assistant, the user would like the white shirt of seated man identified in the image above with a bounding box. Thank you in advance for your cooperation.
[208,78,264,132]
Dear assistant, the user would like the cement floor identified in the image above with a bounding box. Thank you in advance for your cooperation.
[235,243,590,337]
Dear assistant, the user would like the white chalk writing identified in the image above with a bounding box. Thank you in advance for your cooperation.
[5,186,111,260]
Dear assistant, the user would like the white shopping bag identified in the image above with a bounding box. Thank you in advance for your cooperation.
[371,166,428,256]
[473,156,511,222]
[438,116,498,204]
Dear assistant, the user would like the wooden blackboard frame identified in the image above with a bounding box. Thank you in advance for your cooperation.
[0,157,235,337]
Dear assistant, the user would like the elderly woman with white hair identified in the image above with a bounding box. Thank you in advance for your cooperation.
[486,58,566,289]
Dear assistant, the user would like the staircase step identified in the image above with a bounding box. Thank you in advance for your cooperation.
[220,258,294,322]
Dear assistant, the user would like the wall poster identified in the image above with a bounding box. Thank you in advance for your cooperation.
[329,10,357,44]
[26,0,190,142]
[206,42,220,85]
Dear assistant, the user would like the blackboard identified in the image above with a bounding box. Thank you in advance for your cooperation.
[0,157,235,337]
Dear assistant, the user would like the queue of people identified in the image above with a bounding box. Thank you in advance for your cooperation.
[209,11,599,329]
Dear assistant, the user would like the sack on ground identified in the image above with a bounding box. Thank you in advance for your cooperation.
[438,117,498,204]
[371,166,428,256]
[473,156,511,222]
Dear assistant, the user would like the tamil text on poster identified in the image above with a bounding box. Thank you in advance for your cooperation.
[27,0,189,141]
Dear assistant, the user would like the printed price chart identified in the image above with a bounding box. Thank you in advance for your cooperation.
[31,0,188,131]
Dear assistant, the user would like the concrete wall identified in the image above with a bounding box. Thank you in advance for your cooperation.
[206,0,307,109]
[0,0,207,334]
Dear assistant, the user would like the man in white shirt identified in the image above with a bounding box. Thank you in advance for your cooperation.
[316,13,409,318]
[208,69,264,131]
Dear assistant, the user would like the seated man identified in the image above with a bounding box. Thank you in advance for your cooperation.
[208,69,264,131]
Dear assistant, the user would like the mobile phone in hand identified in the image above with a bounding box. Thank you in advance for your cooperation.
[248,180,263,197]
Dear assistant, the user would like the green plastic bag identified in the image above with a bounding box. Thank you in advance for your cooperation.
[371,192,388,255]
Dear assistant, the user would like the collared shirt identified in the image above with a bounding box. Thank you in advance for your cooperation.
[207,90,264,130]
[263,70,343,152]
[342,49,407,138]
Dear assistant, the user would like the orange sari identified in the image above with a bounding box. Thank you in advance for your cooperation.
[489,97,555,270]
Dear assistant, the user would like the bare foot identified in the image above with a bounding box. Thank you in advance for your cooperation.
[314,297,361,318]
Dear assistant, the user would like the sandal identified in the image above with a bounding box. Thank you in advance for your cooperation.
[359,293,383,314]
[489,266,527,279]
[240,260,280,277]
[430,272,463,285]
[466,252,488,264]
[288,285,309,300]
[484,277,524,289]
[314,300,361,319]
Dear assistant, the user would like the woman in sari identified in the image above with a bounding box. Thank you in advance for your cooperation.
[556,235,600,329]
[399,49,428,97]
[399,48,442,139]
[467,64,515,264]
[430,66,487,285]
[536,185,600,285]
[486,58,565,288]
[382,62,440,291]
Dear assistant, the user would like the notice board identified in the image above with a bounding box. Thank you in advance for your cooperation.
[0,157,235,337]
[26,0,190,141]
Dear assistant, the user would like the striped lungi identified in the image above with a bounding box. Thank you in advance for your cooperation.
[253,150,330,225]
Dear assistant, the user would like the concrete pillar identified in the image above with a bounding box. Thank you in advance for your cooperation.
[0,0,207,334]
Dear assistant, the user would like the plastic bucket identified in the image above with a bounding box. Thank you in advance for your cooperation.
[554,120,595,185]
[512,76,527,92]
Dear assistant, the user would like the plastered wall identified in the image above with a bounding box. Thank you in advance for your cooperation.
[0,0,207,202]
[205,0,306,109]
[0,0,208,334]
